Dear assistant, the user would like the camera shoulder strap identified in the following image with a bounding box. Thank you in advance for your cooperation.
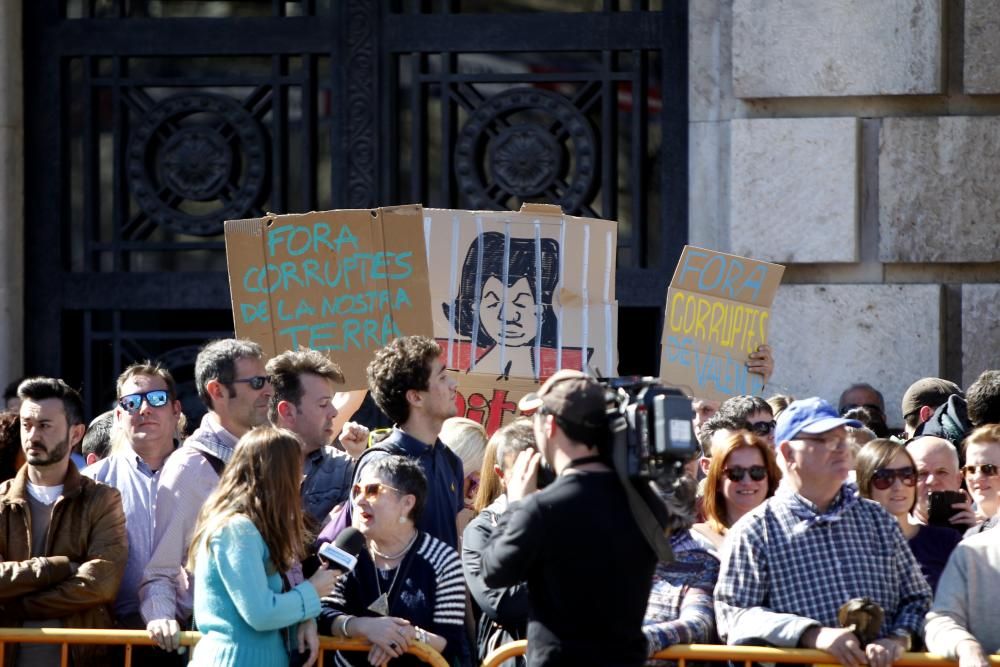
[610,428,674,563]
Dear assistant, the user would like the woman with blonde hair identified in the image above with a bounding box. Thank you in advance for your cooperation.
[692,432,782,552]
[439,417,488,536]
[187,426,339,667]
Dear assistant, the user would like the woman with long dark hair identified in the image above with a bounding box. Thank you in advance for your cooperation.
[186,426,339,667]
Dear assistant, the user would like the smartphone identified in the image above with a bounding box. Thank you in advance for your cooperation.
[927,490,967,528]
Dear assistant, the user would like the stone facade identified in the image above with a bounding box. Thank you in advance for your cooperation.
[962,284,1000,389]
[732,0,943,98]
[768,284,941,420]
[730,117,858,263]
[880,117,1000,262]
[691,0,996,422]
[964,0,1000,94]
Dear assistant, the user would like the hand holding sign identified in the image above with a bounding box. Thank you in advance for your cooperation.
[660,246,784,402]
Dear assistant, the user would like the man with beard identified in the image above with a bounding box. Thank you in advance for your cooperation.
[140,339,272,653]
[1,377,127,667]
[358,336,465,548]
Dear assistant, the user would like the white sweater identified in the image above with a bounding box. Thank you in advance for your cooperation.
[924,530,1000,657]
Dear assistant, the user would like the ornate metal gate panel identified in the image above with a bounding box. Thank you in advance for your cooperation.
[24,0,686,418]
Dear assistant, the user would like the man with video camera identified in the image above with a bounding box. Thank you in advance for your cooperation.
[479,370,668,667]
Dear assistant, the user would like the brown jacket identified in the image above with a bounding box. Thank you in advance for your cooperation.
[0,462,128,667]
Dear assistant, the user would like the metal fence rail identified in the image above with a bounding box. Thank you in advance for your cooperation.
[481,640,1000,667]
[0,628,449,667]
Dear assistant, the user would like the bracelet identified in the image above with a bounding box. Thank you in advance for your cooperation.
[342,615,353,638]
[415,626,428,644]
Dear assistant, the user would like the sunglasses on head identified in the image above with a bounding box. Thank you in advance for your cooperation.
[118,390,170,414]
[231,375,269,390]
[350,482,403,503]
[962,463,1000,477]
[723,465,767,483]
[748,420,776,437]
[871,466,917,490]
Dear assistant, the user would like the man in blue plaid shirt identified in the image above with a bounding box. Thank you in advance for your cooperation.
[715,397,932,667]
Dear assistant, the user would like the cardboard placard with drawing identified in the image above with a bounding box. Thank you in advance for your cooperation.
[424,203,618,433]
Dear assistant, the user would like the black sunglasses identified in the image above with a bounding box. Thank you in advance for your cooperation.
[723,465,767,482]
[962,463,1000,477]
[119,389,170,414]
[231,375,270,390]
[871,466,917,490]
[748,420,776,437]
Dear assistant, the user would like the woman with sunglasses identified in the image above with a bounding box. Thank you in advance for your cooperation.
[691,432,781,552]
[319,455,470,666]
[186,426,340,667]
[960,425,1000,536]
[855,439,961,593]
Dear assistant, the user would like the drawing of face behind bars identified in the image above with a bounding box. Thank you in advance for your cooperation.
[441,231,591,381]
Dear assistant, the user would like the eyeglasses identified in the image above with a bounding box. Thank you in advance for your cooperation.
[962,463,1000,477]
[351,482,403,503]
[118,390,170,414]
[871,466,917,490]
[231,375,270,390]
[723,465,768,482]
[795,433,848,450]
[748,420,776,437]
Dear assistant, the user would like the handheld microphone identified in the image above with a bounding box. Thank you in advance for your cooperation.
[318,527,366,573]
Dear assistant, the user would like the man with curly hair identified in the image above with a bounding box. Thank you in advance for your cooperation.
[357,336,464,548]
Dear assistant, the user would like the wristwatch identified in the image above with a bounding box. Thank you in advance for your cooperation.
[891,630,912,651]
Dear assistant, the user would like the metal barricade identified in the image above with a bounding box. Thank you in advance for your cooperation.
[481,641,1000,667]
[0,628,449,667]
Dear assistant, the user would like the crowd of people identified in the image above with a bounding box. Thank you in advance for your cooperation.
[1,334,999,667]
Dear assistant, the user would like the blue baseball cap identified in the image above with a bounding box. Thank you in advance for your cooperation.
[775,397,863,443]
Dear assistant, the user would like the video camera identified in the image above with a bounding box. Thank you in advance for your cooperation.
[597,377,699,563]
[599,376,699,483]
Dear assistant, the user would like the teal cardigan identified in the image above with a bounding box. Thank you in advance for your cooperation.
[190,514,321,667]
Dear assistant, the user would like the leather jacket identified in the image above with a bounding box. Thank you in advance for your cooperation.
[0,462,128,666]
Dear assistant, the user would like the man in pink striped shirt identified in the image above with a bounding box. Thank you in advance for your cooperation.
[138,339,272,653]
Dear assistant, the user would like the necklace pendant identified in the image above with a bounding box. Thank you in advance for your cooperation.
[368,592,390,616]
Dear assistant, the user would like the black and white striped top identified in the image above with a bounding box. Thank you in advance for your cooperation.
[319,531,470,666]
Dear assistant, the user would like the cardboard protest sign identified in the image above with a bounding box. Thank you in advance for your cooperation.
[454,375,541,436]
[424,203,618,433]
[224,205,433,389]
[660,246,784,402]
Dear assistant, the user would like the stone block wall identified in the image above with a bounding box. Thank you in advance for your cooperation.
[691,0,1000,426]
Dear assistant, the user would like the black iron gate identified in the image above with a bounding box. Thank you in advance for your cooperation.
[23,0,687,419]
